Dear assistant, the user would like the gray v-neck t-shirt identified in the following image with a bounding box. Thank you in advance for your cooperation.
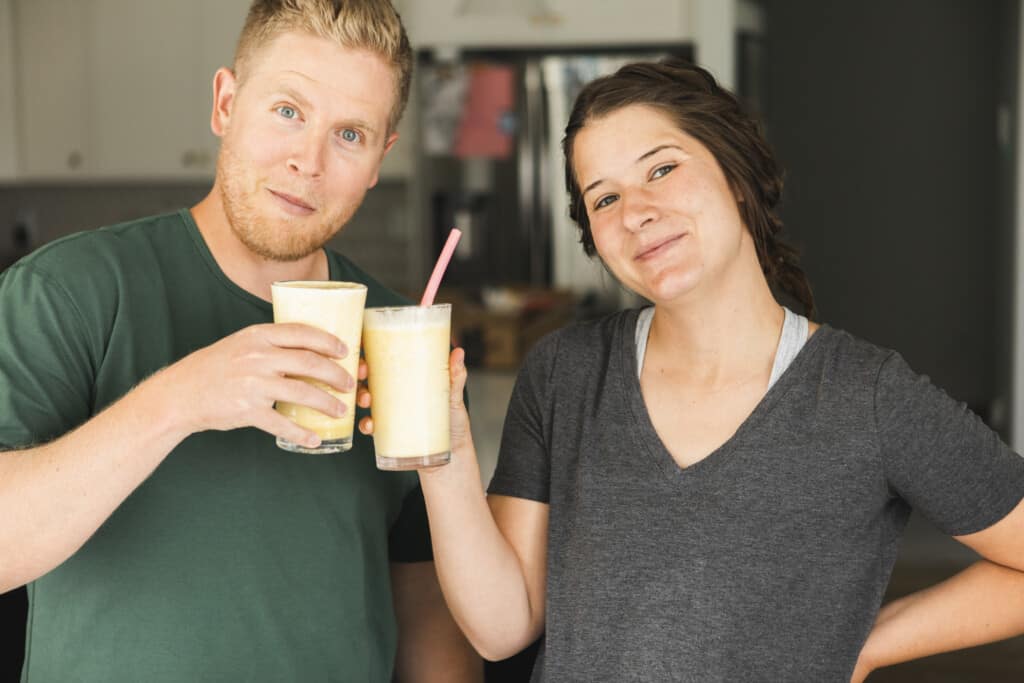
[489,308,1024,682]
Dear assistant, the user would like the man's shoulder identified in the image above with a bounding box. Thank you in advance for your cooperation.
[324,248,410,308]
[8,210,190,280]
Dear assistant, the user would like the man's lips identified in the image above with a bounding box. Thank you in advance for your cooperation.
[635,234,685,261]
[268,189,315,212]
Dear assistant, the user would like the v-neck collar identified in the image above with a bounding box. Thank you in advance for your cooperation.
[617,308,831,484]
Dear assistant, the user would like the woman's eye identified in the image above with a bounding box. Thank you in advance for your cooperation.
[276,105,298,120]
[340,129,362,143]
[594,194,618,210]
[651,163,676,179]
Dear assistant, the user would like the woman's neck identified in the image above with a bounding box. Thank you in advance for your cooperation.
[646,276,784,389]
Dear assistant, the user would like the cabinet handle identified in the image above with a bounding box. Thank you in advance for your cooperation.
[67,151,83,170]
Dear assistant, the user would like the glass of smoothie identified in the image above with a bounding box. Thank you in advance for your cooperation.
[271,280,367,454]
[362,303,451,470]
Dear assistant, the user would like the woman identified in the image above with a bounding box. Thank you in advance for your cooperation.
[360,59,1024,681]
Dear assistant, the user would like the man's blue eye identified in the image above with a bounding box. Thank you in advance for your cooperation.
[277,106,297,119]
[341,129,360,143]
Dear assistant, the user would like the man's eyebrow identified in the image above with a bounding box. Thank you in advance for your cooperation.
[271,82,312,108]
[581,144,684,197]
[342,118,379,136]
[269,82,381,138]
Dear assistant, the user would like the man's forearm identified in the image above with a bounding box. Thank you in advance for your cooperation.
[861,560,1024,672]
[0,369,191,591]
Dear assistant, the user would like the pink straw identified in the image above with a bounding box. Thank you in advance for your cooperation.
[419,228,462,306]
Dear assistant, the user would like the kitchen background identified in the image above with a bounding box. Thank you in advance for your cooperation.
[2,0,1024,680]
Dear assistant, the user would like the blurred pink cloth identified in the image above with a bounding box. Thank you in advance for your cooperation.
[453,63,515,159]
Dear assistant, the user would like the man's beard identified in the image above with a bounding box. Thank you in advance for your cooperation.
[216,144,357,262]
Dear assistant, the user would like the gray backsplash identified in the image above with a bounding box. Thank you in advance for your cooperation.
[0,180,416,294]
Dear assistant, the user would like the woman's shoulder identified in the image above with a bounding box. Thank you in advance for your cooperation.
[515,308,639,382]
[807,323,902,383]
[527,307,638,358]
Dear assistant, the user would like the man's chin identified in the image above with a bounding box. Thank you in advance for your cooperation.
[248,241,323,263]
[231,224,334,263]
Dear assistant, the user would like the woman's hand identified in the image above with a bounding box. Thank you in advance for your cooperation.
[447,347,472,453]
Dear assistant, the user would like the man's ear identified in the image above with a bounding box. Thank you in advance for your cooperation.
[382,131,399,157]
[210,67,238,138]
[368,131,400,189]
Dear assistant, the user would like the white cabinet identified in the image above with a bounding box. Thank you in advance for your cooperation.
[191,0,257,175]
[11,0,416,182]
[88,1,202,178]
[15,0,92,178]
[13,0,250,181]
[405,0,694,49]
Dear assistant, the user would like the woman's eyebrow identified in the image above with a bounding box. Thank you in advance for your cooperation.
[582,144,685,197]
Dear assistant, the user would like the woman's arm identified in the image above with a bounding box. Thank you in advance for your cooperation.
[361,349,549,661]
[854,497,1024,680]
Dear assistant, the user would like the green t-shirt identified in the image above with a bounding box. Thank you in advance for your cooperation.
[0,210,430,682]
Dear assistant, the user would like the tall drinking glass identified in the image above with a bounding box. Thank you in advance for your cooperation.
[362,304,451,470]
[271,281,367,454]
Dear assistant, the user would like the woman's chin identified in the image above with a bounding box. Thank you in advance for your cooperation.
[638,270,702,306]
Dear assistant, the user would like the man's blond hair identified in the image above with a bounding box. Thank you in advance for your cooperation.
[233,0,413,133]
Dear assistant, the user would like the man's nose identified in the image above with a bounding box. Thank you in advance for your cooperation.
[287,132,325,179]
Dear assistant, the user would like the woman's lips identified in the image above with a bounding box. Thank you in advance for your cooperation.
[635,234,685,261]
[268,189,315,214]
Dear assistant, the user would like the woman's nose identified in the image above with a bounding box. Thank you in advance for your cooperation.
[621,189,657,232]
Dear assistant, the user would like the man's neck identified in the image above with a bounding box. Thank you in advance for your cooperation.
[190,189,329,302]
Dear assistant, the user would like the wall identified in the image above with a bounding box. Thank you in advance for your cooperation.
[997,0,1019,446]
[761,0,1009,433]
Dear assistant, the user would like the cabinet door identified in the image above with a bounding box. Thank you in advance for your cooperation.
[88,1,200,179]
[15,0,92,178]
[406,0,692,48]
[191,0,253,176]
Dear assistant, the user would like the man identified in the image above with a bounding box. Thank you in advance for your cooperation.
[0,1,481,681]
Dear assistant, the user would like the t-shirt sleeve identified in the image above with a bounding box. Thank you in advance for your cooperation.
[0,264,97,449]
[486,334,558,503]
[875,351,1024,536]
[387,484,434,563]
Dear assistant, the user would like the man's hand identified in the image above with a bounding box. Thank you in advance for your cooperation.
[161,323,353,448]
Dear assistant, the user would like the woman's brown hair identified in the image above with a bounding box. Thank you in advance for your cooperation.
[563,58,815,319]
